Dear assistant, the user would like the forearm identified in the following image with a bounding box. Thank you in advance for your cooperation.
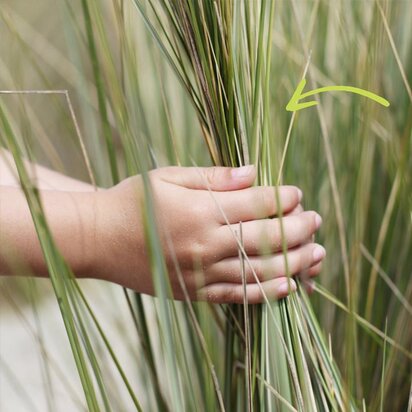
[0,148,97,192]
[0,187,98,278]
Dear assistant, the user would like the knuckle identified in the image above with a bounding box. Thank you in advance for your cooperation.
[248,260,264,282]
[308,243,318,262]
[260,187,276,215]
[205,167,219,187]
[155,166,176,180]
[279,253,292,276]
[292,186,302,203]
[194,202,206,218]
[310,212,319,233]
[301,212,316,234]
[292,252,302,273]
[269,219,282,249]
[203,288,218,303]
[282,186,299,207]
[234,288,243,304]
[222,286,236,303]
[184,241,205,265]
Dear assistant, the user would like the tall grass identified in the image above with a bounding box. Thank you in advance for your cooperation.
[0,0,411,410]
[133,1,352,410]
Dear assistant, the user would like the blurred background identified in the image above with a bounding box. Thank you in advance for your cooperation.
[0,0,411,410]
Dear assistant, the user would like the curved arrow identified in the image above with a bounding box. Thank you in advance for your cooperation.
[286,78,390,112]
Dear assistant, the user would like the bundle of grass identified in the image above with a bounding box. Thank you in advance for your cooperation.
[133,1,351,410]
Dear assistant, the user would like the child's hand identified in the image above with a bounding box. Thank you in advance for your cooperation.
[94,166,324,303]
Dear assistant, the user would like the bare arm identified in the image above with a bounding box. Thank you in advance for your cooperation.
[0,187,97,278]
[0,162,324,303]
[0,148,100,278]
[0,148,96,192]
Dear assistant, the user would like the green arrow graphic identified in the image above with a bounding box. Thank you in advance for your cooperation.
[286,78,390,112]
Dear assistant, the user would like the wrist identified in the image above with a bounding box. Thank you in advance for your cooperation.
[60,190,101,280]
[91,177,145,288]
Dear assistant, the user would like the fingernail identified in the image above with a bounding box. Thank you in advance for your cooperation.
[278,279,297,296]
[297,188,303,202]
[315,213,323,229]
[313,245,326,262]
[231,165,255,178]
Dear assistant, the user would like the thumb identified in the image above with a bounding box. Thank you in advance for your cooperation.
[158,165,256,191]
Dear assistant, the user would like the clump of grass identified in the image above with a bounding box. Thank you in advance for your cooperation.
[0,0,411,410]
[133,1,352,410]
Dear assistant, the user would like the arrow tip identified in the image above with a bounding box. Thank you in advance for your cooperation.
[286,78,318,112]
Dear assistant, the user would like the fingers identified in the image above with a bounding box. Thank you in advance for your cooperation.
[287,203,304,215]
[197,277,297,304]
[299,261,322,295]
[213,185,302,224]
[299,261,322,281]
[217,211,322,258]
[157,165,256,191]
[205,243,325,284]
[194,260,322,303]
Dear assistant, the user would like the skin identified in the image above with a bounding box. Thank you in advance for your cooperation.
[0,149,325,303]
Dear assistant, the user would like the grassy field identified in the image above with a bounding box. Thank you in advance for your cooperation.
[0,0,411,410]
